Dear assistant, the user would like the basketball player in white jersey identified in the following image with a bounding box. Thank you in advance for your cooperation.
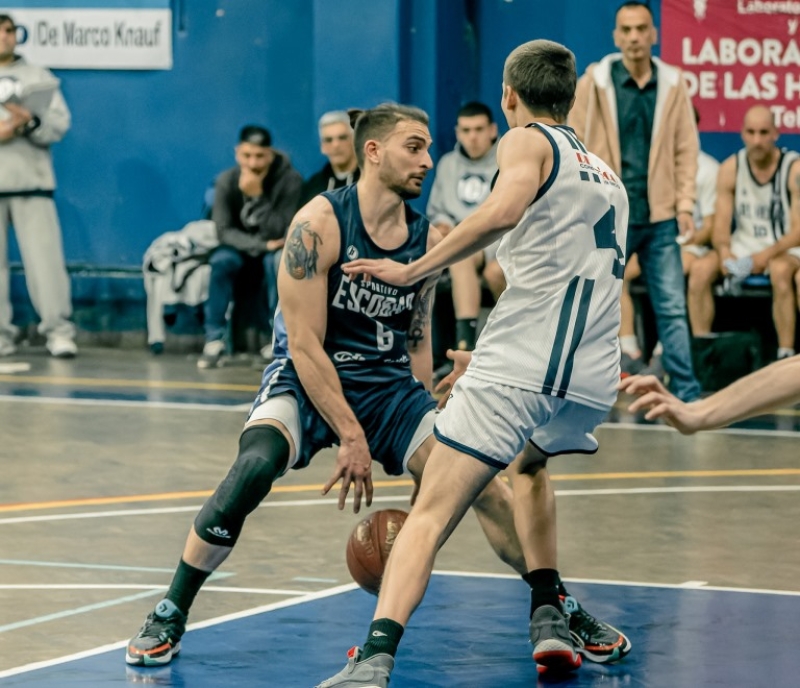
[687,105,800,360]
[316,39,629,687]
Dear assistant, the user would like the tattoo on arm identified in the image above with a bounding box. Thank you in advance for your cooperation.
[407,277,438,349]
[284,221,323,279]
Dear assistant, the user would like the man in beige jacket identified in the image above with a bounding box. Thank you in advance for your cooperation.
[569,1,700,401]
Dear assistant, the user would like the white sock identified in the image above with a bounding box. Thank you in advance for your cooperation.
[652,341,663,357]
[620,335,641,357]
[777,347,795,360]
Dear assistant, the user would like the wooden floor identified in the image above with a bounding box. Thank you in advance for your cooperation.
[0,347,798,686]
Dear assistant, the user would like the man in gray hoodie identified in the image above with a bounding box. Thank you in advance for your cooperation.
[0,13,76,358]
[426,102,505,372]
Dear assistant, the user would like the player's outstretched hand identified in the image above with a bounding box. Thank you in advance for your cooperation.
[434,349,473,409]
[618,374,701,435]
[322,435,374,513]
[342,258,412,286]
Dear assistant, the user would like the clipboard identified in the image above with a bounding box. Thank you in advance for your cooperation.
[21,80,59,116]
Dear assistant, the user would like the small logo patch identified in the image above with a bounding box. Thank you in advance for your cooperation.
[346,245,359,260]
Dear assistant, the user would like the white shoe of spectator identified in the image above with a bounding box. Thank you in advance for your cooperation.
[47,336,78,359]
[260,343,274,361]
[0,338,16,357]
[197,340,226,369]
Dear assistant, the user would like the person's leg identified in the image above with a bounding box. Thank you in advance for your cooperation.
[127,404,297,667]
[10,197,75,346]
[481,258,506,302]
[620,255,644,373]
[0,199,17,351]
[637,220,701,401]
[262,248,282,331]
[686,251,721,336]
[769,254,800,357]
[203,246,244,344]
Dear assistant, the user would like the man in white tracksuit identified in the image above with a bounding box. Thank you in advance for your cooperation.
[0,13,76,358]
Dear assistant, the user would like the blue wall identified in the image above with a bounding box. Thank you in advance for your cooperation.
[14,0,800,274]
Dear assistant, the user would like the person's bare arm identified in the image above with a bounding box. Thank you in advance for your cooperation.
[279,198,373,512]
[405,226,444,390]
[711,156,737,269]
[344,127,546,285]
[618,356,800,433]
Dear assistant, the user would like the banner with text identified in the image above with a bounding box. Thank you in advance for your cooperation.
[8,8,172,70]
[661,0,800,132]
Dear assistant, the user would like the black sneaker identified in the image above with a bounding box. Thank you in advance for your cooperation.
[126,599,187,666]
[620,352,644,378]
[562,594,631,663]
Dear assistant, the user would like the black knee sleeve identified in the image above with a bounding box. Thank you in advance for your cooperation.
[194,425,290,546]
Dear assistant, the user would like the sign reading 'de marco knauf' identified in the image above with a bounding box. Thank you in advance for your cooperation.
[8,7,172,70]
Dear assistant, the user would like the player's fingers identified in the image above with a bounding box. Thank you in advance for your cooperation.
[627,390,667,413]
[622,376,661,396]
[336,470,352,510]
[364,474,374,508]
[644,402,672,422]
[321,468,343,496]
[352,476,364,514]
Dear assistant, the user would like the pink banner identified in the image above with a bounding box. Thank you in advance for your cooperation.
[661,0,800,132]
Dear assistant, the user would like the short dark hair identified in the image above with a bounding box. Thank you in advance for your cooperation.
[503,40,576,122]
[457,101,494,123]
[616,2,654,20]
[0,14,16,29]
[352,102,429,167]
[238,125,271,147]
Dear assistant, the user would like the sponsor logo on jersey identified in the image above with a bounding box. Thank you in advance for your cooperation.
[331,274,415,317]
[333,351,367,362]
[346,245,359,260]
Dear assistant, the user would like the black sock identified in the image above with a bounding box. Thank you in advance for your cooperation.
[455,318,478,351]
[522,568,561,617]
[361,618,405,660]
[165,559,212,615]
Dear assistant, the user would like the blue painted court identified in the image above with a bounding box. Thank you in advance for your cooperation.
[2,574,799,687]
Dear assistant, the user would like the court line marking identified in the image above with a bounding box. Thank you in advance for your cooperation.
[2,485,800,526]
[0,394,251,413]
[0,559,212,574]
[0,584,311,595]
[1,391,799,431]
[5,468,800,514]
[603,421,800,439]
[0,374,259,392]
[0,582,359,679]
[2,573,799,679]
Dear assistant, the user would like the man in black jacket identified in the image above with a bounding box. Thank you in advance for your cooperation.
[297,111,360,208]
[199,125,302,369]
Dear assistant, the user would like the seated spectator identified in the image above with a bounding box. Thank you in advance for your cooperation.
[426,101,505,376]
[199,125,302,369]
[620,106,720,377]
[297,110,359,208]
[687,105,800,361]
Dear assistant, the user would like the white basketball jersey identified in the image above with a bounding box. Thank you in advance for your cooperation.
[732,148,798,258]
[467,124,629,410]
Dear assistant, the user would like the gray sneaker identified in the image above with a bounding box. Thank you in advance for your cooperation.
[315,647,394,688]
[530,604,582,673]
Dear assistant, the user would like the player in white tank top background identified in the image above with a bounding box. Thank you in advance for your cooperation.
[687,105,800,361]
[317,39,630,687]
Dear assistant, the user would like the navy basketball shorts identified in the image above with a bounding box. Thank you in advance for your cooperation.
[247,358,437,475]
[434,374,609,470]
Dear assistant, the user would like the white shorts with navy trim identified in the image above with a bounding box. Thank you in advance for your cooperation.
[434,374,609,469]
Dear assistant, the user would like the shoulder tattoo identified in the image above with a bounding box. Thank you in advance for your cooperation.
[284,221,324,279]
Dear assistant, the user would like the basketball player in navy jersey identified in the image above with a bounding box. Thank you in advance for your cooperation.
[319,40,630,686]
[127,103,627,670]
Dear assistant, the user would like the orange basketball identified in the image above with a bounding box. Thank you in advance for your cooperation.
[345,509,408,595]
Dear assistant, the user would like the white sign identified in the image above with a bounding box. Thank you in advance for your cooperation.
[9,8,172,70]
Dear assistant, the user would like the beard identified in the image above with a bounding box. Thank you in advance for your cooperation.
[390,182,422,200]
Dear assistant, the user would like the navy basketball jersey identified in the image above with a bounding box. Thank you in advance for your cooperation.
[273,184,430,385]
